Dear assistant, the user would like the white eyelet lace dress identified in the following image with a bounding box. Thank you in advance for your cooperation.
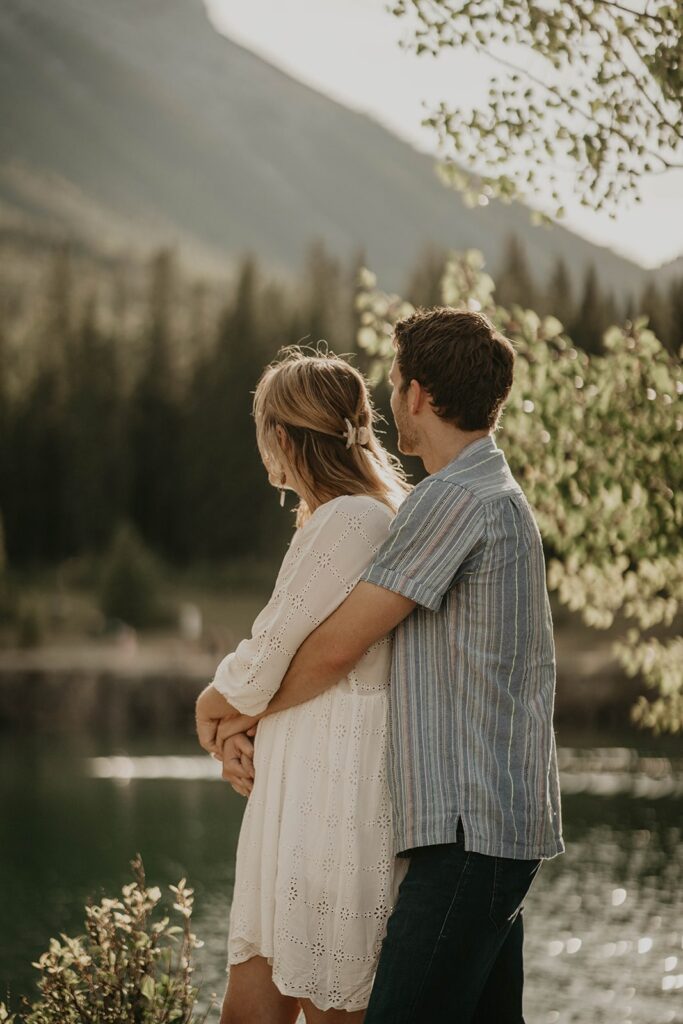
[211,494,407,1012]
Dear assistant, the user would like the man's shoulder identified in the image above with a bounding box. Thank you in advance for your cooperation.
[387,476,487,549]
[399,474,481,516]
[435,448,522,506]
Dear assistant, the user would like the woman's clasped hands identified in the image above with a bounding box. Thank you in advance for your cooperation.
[215,716,258,798]
[195,685,258,797]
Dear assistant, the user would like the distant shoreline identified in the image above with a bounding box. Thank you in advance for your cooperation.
[0,634,643,735]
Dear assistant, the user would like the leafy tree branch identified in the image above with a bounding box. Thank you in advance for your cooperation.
[355,250,683,733]
[390,0,683,214]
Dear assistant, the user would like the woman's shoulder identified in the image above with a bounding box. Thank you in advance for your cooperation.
[293,494,394,549]
[314,493,395,523]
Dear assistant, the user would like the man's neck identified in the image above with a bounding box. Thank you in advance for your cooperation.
[420,430,491,475]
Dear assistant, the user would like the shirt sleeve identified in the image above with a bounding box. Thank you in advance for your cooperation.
[358,477,486,612]
[211,496,393,715]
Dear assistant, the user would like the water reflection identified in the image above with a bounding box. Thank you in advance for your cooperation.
[523,741,683,1024]
[87,747,683,798]
[90,754,223,780]
[557,746,683,799]
[1,735,682,1024]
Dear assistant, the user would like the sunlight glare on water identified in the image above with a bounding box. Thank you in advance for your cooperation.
[90,754,222,780]
[83,744,683,1024]
[518,744,683,1024]
[1,738,681,1024]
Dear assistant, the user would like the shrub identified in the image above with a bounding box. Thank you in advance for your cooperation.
[99,524,164,629]
[15,605,43,648]
[355,251,683,732]
[0,856,208,1024]
[0,576,18,628]
[0,511,17,626]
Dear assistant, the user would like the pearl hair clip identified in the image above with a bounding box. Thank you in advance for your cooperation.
[343,418,371,448]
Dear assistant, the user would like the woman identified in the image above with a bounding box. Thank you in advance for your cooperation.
[195,346,411,1024]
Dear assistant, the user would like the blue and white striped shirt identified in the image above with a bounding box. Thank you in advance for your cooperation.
[359,435,564,860]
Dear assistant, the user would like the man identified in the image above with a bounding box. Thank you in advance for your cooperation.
[198,307,564,1023]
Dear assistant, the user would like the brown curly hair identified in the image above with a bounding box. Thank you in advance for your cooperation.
[393,307,515,431]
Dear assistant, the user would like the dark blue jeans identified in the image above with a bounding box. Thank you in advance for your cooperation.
[365,829,541,1024]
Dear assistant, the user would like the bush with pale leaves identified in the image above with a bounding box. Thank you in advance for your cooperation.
[356,250,683,733]
[0,856,208,1024]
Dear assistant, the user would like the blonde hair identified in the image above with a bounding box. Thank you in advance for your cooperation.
[253,345,411,528]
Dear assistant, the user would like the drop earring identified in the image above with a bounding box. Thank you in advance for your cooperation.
[279,472,286,507]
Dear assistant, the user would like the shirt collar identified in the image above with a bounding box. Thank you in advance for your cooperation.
[444,433,498,472]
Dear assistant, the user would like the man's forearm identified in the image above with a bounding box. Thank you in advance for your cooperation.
[211,639,345,747]
[210,630,346,743]
[263,580,415,718]
[263,631,351,717]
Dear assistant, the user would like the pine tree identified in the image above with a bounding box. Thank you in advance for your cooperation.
[0,300,9,500]
[623,293,637,326]
[185,257,278,561]
[260,278,295,361]
[42,244,74,370]
[404,245,448,309]
[128,250,186,560]
[572,264,609,354]
[344,248,371,379]
[7,365,67,562]
[110,261,134,380]
[640,281,672,350]
[0,304,9,573]
[294,240,346,352]
[543,258,575,329]
[5,249,75,562]
[63,299,127,555]
[186,281,212,367]
[493,234,536,310]
[603,291,620,336]
[667,277,683,355]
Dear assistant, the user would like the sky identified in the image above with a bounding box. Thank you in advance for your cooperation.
[206,0,683,270]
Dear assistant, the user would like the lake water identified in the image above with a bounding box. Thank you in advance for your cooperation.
[1,731,682,1023]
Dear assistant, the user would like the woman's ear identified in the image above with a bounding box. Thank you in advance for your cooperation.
[275,424,289,453]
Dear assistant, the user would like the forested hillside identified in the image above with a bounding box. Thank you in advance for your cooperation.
[0,0,663,294]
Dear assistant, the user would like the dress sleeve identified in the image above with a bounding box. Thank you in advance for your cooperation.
[211,496,393,715]
[358,476,486,612]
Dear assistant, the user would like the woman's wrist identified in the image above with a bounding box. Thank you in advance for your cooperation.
[196,685,238,752]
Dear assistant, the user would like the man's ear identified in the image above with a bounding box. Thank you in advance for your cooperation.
[408,378,428,415]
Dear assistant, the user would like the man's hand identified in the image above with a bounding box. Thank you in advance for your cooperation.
[219,731,256,797]
[216,712,260,748]
[195,684,239,754]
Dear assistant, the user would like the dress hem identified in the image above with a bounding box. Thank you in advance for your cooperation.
[228,948,371,1012]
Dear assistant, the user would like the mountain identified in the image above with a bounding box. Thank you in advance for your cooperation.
[657,255,683,287]
[0,0,667,295]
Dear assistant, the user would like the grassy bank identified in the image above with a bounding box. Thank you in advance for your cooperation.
[0,560,652,735]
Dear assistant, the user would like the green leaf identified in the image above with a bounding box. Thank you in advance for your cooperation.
[141,974,156,999]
